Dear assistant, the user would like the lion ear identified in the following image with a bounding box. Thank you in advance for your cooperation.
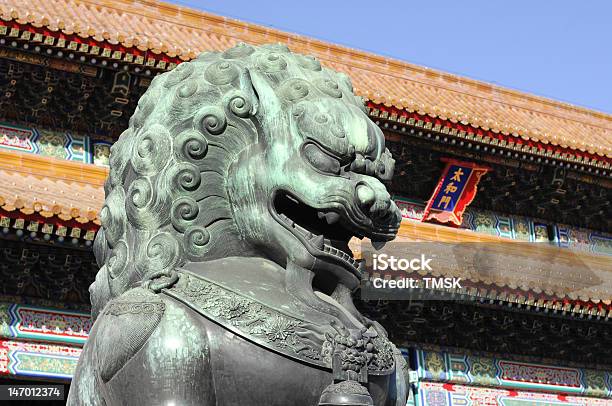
[239,67,259,116]
[246,68,282,121]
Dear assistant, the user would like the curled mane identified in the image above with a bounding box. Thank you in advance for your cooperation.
[90,43,365,317]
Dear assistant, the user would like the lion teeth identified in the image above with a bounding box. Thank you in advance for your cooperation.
[320,243,360,270]
[311,235,324,249]
[283,211,359,270]
[286,195,300,204]
[317,211,341,225]
[324,212,341,225]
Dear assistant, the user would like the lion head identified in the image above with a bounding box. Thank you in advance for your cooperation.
[91,43,401,318]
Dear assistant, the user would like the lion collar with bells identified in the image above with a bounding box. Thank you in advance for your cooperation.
[68,43,407,406]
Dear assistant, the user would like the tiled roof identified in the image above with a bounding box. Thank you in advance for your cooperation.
[1,0,611,157]
[0,150,106,223]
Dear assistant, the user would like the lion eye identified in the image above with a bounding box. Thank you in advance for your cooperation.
[302,143,341,175]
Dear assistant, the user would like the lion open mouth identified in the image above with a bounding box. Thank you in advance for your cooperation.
[271,190,363,276]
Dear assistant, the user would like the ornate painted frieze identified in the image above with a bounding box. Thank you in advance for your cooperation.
[417,381,611,405]
[415,349,612,398]
[463,209,612,255]
[0,121,112,167]
[0,338,81,380]
[92,141,112,167]
[0,303,91,345]
[557,226,612,256]
[395,197,612,256]
[0,122,36,153]
[395,197,425,221]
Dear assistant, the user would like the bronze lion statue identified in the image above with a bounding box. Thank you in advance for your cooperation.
[68,43,407,406]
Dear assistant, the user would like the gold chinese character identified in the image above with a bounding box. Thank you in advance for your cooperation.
[438,195,451,209]
[451,168,464,182]
[444,182,458,194]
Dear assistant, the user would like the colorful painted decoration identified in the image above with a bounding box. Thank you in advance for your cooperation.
[0,121,112,166]
[422,159,490,226]
[415,349,612,398]
[0,303,91,345]
[395,198,612,256]
[0,122,36,152]
[92,141,112,167]
[0,338,81,380]
[417,381,612,405]
[394,197,425,221]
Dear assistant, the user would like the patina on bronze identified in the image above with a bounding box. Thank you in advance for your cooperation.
[68,43,407,406]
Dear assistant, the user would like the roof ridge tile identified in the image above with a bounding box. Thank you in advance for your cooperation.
[2,0,611,157]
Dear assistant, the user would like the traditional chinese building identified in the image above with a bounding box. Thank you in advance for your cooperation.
[0,1,610,405]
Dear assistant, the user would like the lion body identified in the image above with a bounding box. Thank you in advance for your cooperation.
[69,43,407,405]
[69,259,406,405]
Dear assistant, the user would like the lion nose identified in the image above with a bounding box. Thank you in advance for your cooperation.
[356,183,376,212]
[356,182,395,223]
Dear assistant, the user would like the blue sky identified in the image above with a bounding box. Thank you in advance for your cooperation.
[170,0,612,113]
